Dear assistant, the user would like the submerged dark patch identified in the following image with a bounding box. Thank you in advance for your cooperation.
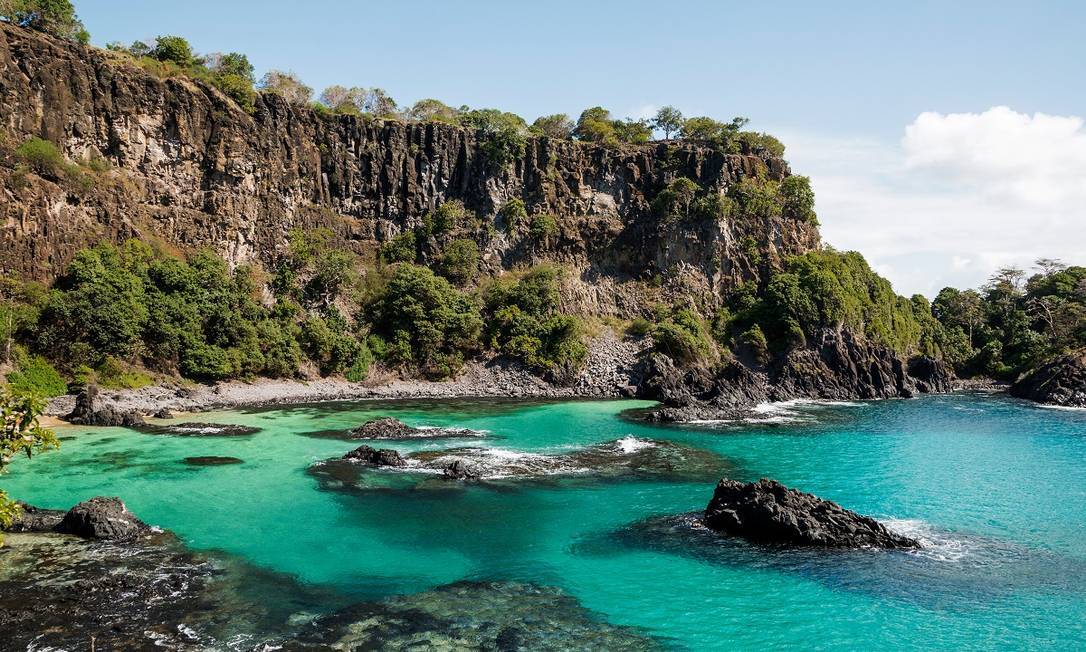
[184,456,244,466]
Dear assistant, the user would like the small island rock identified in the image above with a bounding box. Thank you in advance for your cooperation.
[343,445,407,467]
[704,478,918,549]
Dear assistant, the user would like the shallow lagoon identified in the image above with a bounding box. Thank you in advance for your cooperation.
[4,394,1086,649]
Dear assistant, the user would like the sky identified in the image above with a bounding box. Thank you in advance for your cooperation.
[75,1,1086,296]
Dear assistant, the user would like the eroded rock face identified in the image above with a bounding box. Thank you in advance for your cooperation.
[0,23,818,319]
[58,497,152,541]
[1010,349,1086,408]
[704,479,918,549]
[640,328,954,422]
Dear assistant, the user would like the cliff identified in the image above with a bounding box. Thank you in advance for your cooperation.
[0,23,817,317]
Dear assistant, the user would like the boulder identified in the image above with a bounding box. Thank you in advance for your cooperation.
[58,497,151,541]
[65,385,146,427]
[343,445,407,467]
[140,422,260,436]
[703,478,918,549]
[1010,349,1086,408]
[349,417,421,440]
[153,408,174,419]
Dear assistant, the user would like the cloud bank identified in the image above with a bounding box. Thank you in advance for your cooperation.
[783,107,1086,297]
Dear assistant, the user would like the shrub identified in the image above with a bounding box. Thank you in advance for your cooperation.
[151,35,194,67]
[16,137,65,176]
[96,356,153,389]
[529,213,558,241]
[439,239,480,286]
[739,324,770,365]
[651,307,715,366]
[5,355,66,397]
[497,198,528,229]
[1,0,86,41]
[407,98,459,123]
[380,230,417,263]
[779,175,817,224]
[459,109,528,167]
[573,107,617,144]
[737,131,786,157]
[422,200,469,235]
[651,177,699,221]
[627,317,653,337]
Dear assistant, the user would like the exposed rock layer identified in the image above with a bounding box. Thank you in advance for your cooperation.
[0,22,817,319]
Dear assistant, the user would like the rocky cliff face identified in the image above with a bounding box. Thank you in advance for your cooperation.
[0,23,817,317]
[1010,349,1086,408]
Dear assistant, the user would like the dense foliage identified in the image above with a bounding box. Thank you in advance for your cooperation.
[0,389,58,545]
[0,0,87,42]
[932,262,1086,379]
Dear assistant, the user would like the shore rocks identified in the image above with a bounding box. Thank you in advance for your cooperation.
[65,385,147,427]
[343,445,407,467]
[57,497,152,541]
[640,328,955,422]
[1010,349,1086,408]
[5,503,65,533]
[704,479,918,549]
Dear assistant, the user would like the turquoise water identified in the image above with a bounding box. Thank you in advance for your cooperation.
[3,394,1086,649]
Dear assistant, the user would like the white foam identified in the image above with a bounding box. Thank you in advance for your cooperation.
[1036,403,1086,412]
[614,436,655,453]
[882,518,970,562]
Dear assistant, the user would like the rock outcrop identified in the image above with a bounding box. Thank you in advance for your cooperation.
[343,444,407,467]
[703,478,919,548]
[348,417,483,440]
[1010,349,1086,408]
[642,328,954,421]
[58,496,152,540]
[64,385,146,427]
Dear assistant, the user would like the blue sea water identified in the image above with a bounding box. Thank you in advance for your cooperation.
[2,393,1085,650]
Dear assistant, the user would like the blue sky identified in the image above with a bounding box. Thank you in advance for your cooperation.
[76,1,1086,295]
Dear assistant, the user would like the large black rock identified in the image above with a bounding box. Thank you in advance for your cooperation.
[704,478,919,549]
[58,497,152,541]
[343,445,407,467]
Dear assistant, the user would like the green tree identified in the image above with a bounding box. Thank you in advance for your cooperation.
[530,114,574,139]
[459,108,528,167]
[439,239,480,286]
[407,98,459,123]
[0,389,59,545]
[259,70,313,105]
[151,35,194,66]
[0,0,87,41]
[652,106,684,139]
[613,119,652,144]
[778,175,817,223]
[573,107,617,144]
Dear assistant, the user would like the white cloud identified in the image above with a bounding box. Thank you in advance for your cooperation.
[624,103,659,121]
[779,107,1086,297]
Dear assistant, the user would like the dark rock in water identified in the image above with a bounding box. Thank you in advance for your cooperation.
[58,497,151,541]
[153,407,174,419]
[184,456,244,466]
[343,445,407,467]
[349,417,419,439]
[704,478,919,549]
[4,503,65,533]
[1010,349,1086,407]
[140,422,260,436]
[440,458,485,480]
[0,536,661,650]
[65,385,147,427]
[348,416,483,440]
[279,580,662,650]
